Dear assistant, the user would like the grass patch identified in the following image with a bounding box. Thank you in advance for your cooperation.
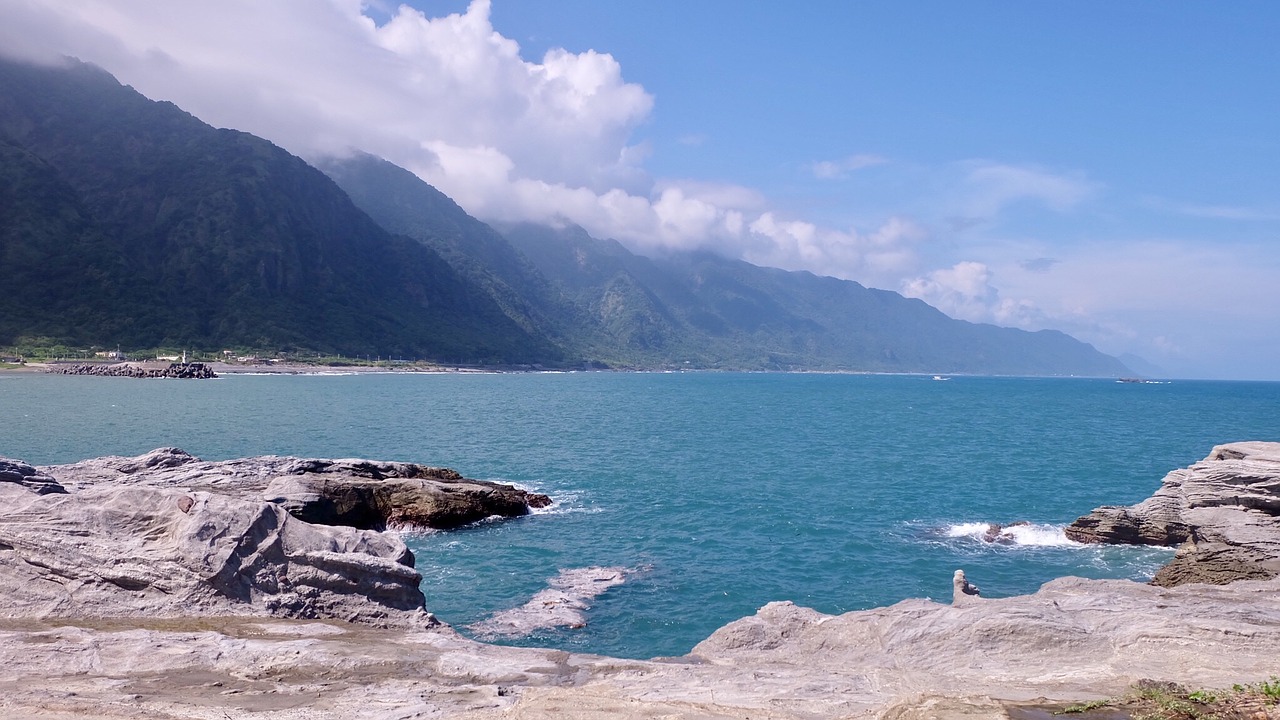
[1054,677,1280,719]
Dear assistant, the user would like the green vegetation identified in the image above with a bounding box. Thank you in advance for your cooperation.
[0,57,553,366]
[1054,677,1280,720]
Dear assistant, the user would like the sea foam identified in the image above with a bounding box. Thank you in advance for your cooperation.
[944,522,1083,547]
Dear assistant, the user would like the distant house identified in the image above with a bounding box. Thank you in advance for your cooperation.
[94,350,122,359]
[156,355,180,361]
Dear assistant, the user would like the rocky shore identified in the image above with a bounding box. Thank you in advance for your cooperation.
[0,444,1277,719]
[46,361,218,378]
[1066,441,1280,586]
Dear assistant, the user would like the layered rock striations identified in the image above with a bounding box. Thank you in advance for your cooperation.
[1066,441,1280,586]
[0,480,426,625]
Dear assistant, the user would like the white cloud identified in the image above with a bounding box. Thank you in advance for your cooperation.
[909,238,1280,378]
[0,0,927,288]
[903,262,1003,323]
[1143,196,1280,221]
[747,214,926,286]
[955,162,1096,218]
[810,154,887,180]
[2,0,653,196]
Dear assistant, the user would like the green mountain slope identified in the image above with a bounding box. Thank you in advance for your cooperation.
[500,222,1132,376]
[0,57,548,362]
[316,153,604,364]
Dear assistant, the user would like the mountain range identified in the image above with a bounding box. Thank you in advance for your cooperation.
[0,56,1129,376]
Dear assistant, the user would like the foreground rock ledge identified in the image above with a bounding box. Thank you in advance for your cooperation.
[1066,441,1280,586]
[0,576,1277,719]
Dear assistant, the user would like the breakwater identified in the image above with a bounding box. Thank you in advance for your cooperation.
[48,362,217,379]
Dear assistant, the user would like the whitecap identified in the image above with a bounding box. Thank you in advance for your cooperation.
[944,521,994,539]
[940,521,1083,547]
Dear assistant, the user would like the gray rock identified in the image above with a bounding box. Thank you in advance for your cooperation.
[952,569,981,605]
[2,446,1279,718]
[3,572,1279,719]
[469,566,630,637]
[0,457,67,494]
[0,478,430,626]
[45,447,552,530]
[1066,441,1280,586]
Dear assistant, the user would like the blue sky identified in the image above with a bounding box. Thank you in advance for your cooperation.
[3,1,1278,378]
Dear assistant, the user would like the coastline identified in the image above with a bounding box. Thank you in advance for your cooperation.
[0,444,1278,718]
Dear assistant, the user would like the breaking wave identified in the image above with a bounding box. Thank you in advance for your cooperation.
[942,521,1083,548]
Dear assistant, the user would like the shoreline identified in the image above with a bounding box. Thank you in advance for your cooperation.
[0,445,1277,718]
[1,360,1170,380]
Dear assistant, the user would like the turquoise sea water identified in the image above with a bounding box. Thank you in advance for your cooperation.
[4,372,1279,658]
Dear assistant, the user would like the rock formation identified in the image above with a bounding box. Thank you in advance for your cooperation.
[1066,441,1280,586]
[951,569,981,605]
[0,447,552,629]
[0,466,428,627]
[468,566,631,637]
[0,457,66,494]
[46,447,552,531]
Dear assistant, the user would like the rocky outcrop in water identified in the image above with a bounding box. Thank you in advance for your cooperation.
[1066,441,1280,586]
[468,566,631,637]
[46,447,552,531]
[48,362,218,378]
[0,447,553,629]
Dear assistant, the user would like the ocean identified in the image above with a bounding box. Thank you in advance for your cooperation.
[4,371,1278,658]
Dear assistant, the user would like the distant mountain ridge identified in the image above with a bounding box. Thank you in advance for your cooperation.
[498,223,1130,375]
[319,154,1128,375]
[0,56,1129,375]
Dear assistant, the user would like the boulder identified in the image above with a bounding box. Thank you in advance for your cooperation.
[0,475,429,626]
[1066,441,1280,586]
[45,447,552,531]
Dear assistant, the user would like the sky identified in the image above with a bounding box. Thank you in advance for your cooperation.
[2,0,1278,379]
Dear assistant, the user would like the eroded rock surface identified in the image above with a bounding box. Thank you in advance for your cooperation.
[1066,441,1280,586]
[46,447,552,531]
[0,472,428,627]
[2,574,1278,719]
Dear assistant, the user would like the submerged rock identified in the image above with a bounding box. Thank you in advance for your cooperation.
[468,566,631,637]
[1066,441,1280,586]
